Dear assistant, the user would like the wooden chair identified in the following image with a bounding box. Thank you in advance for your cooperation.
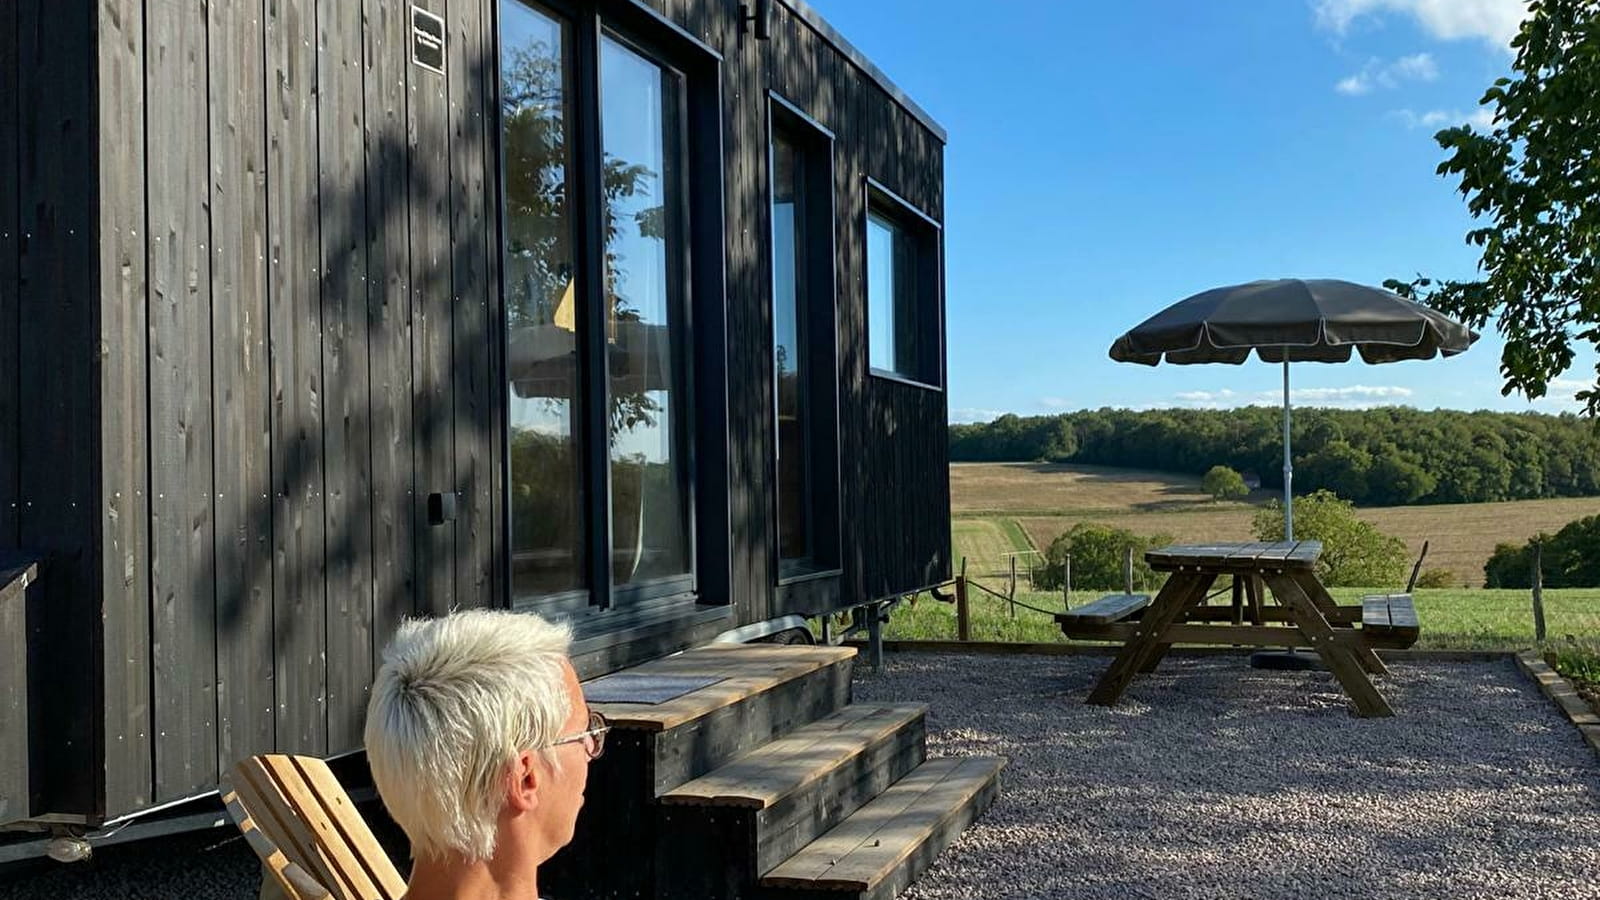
[224,754,407,900]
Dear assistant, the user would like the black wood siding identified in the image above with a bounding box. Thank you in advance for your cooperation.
[2,0,501,820]
[0,0,946,822]
[640,0,952,624]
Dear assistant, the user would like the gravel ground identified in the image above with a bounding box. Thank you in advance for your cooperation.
[5,653,1596,899]
[853,652,1600,900]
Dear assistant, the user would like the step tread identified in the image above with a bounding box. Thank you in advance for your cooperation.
[760,755,1007,892]
[660,703,928,809]
[588,645,856,733]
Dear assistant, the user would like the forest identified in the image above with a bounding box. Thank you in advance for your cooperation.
[948,408,1600,506]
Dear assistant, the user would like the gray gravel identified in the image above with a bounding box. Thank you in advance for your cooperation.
[853,651,1600,900]
[6,653,1596,899]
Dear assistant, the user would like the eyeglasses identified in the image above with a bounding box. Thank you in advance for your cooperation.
[549,710,610,760]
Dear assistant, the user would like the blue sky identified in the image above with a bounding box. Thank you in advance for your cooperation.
[802,0,1599,422]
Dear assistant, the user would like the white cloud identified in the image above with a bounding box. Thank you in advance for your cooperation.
[1289,385,1414,402]
[1391,107,1497,129]
[1174,389,1237,403]
[949,407,1009,424]
[1171,385,1414,410]
[1336,52,1439,94]
[1314,0,1530,49]
[1037,397,1075,410]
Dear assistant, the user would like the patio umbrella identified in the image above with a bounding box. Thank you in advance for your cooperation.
[1109,278,1478,539]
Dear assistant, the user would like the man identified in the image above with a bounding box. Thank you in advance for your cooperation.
[365,609,608,900]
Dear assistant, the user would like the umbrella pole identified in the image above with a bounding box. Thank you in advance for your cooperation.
[1283,359,1293,542]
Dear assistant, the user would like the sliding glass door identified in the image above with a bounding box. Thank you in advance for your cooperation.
[502,0,694,613]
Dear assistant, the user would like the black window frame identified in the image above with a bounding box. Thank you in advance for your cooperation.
[497,0,729,626]
[863,177,943,391]
[766,92,843,591]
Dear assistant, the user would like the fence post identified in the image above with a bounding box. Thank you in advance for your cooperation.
[1008,556,1017,618]
[956,557,971,642]
[1124,546,1134,595]
[1063,553,1072,611]
[1532,540,1547,644]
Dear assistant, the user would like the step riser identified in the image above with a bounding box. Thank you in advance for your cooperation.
[755,769,1003,900]
[544,652,854,900]
[656,718,928,900]
[649,654,854,795]
[756,721,927,873]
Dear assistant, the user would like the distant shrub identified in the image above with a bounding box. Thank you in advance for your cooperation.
[1202,465,1249,501]
[1413,568,1457,589]
[1251,490,1407,587]
[1484,515,1600,588]
[1038,523,1173,592]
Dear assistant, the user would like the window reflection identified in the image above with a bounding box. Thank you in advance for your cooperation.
[502,2,584,598]
[772,135,811,563]
[600,36,691,587]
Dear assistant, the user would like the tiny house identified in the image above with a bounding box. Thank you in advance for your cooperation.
[0,0,950,839]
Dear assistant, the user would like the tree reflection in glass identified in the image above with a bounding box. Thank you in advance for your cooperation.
[502,3,583,598]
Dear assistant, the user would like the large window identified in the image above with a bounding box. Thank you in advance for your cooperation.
[770,100,840,579]
[503,1,583,598]
[866,183,942,388]
[503,0,705,611]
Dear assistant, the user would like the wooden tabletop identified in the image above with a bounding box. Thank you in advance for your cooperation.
[1145,540,1322,573]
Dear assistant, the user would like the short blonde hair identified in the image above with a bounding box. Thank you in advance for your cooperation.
[364,609,574,862]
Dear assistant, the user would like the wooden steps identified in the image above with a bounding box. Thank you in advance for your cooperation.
[661,702,927,811]
[543,644,1005,900]
[757,756,1006,900]
[658,704,929,893]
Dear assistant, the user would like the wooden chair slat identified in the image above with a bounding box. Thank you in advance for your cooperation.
[232,761,347,898]
[227,754,407,900]
[288,755,409,896]
[224,790,334,900]
[285,756,407,900]
[257,756,388,900]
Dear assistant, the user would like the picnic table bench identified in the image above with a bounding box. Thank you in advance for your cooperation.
[1056,541,1418,717]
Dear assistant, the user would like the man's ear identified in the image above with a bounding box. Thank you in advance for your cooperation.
[506,750,542,813]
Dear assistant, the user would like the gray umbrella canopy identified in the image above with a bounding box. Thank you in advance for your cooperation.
[1110,278,1477,366]
[1108,278,1478,540]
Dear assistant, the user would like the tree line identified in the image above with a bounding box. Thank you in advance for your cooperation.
[949,407,1600,507]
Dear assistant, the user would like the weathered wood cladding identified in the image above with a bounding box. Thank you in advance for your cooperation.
[0,0,501,820]
[2,0,945,821]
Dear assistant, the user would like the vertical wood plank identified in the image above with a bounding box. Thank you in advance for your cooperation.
[267,0,329,755]
[148,0,220,800]
[448,0,493,610]
[318,0,375,754]
[365,0,417,643]
[211,0,276,774]
[18,0,103,817]
[0,0,18,549]
[410,0,456,619]
[98,0,155,816]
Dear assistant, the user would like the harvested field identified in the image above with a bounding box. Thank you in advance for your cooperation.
[954,463,1600,587]
[950,462,1269,515]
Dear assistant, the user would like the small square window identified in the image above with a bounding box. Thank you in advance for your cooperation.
[866,185,940,387]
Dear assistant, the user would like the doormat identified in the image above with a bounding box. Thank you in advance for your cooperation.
[582,673,726,705]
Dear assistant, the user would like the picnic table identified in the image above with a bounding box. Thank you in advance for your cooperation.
[1056,541,1418,717]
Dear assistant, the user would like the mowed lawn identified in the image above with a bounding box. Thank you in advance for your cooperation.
[885,584,1600,651]
[952,462,1600,587]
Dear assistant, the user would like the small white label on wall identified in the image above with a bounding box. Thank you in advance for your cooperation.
[412,5,446,75]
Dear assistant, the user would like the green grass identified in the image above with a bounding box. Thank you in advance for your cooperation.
[1547,639,1600,682]
[885,585,1600,651]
